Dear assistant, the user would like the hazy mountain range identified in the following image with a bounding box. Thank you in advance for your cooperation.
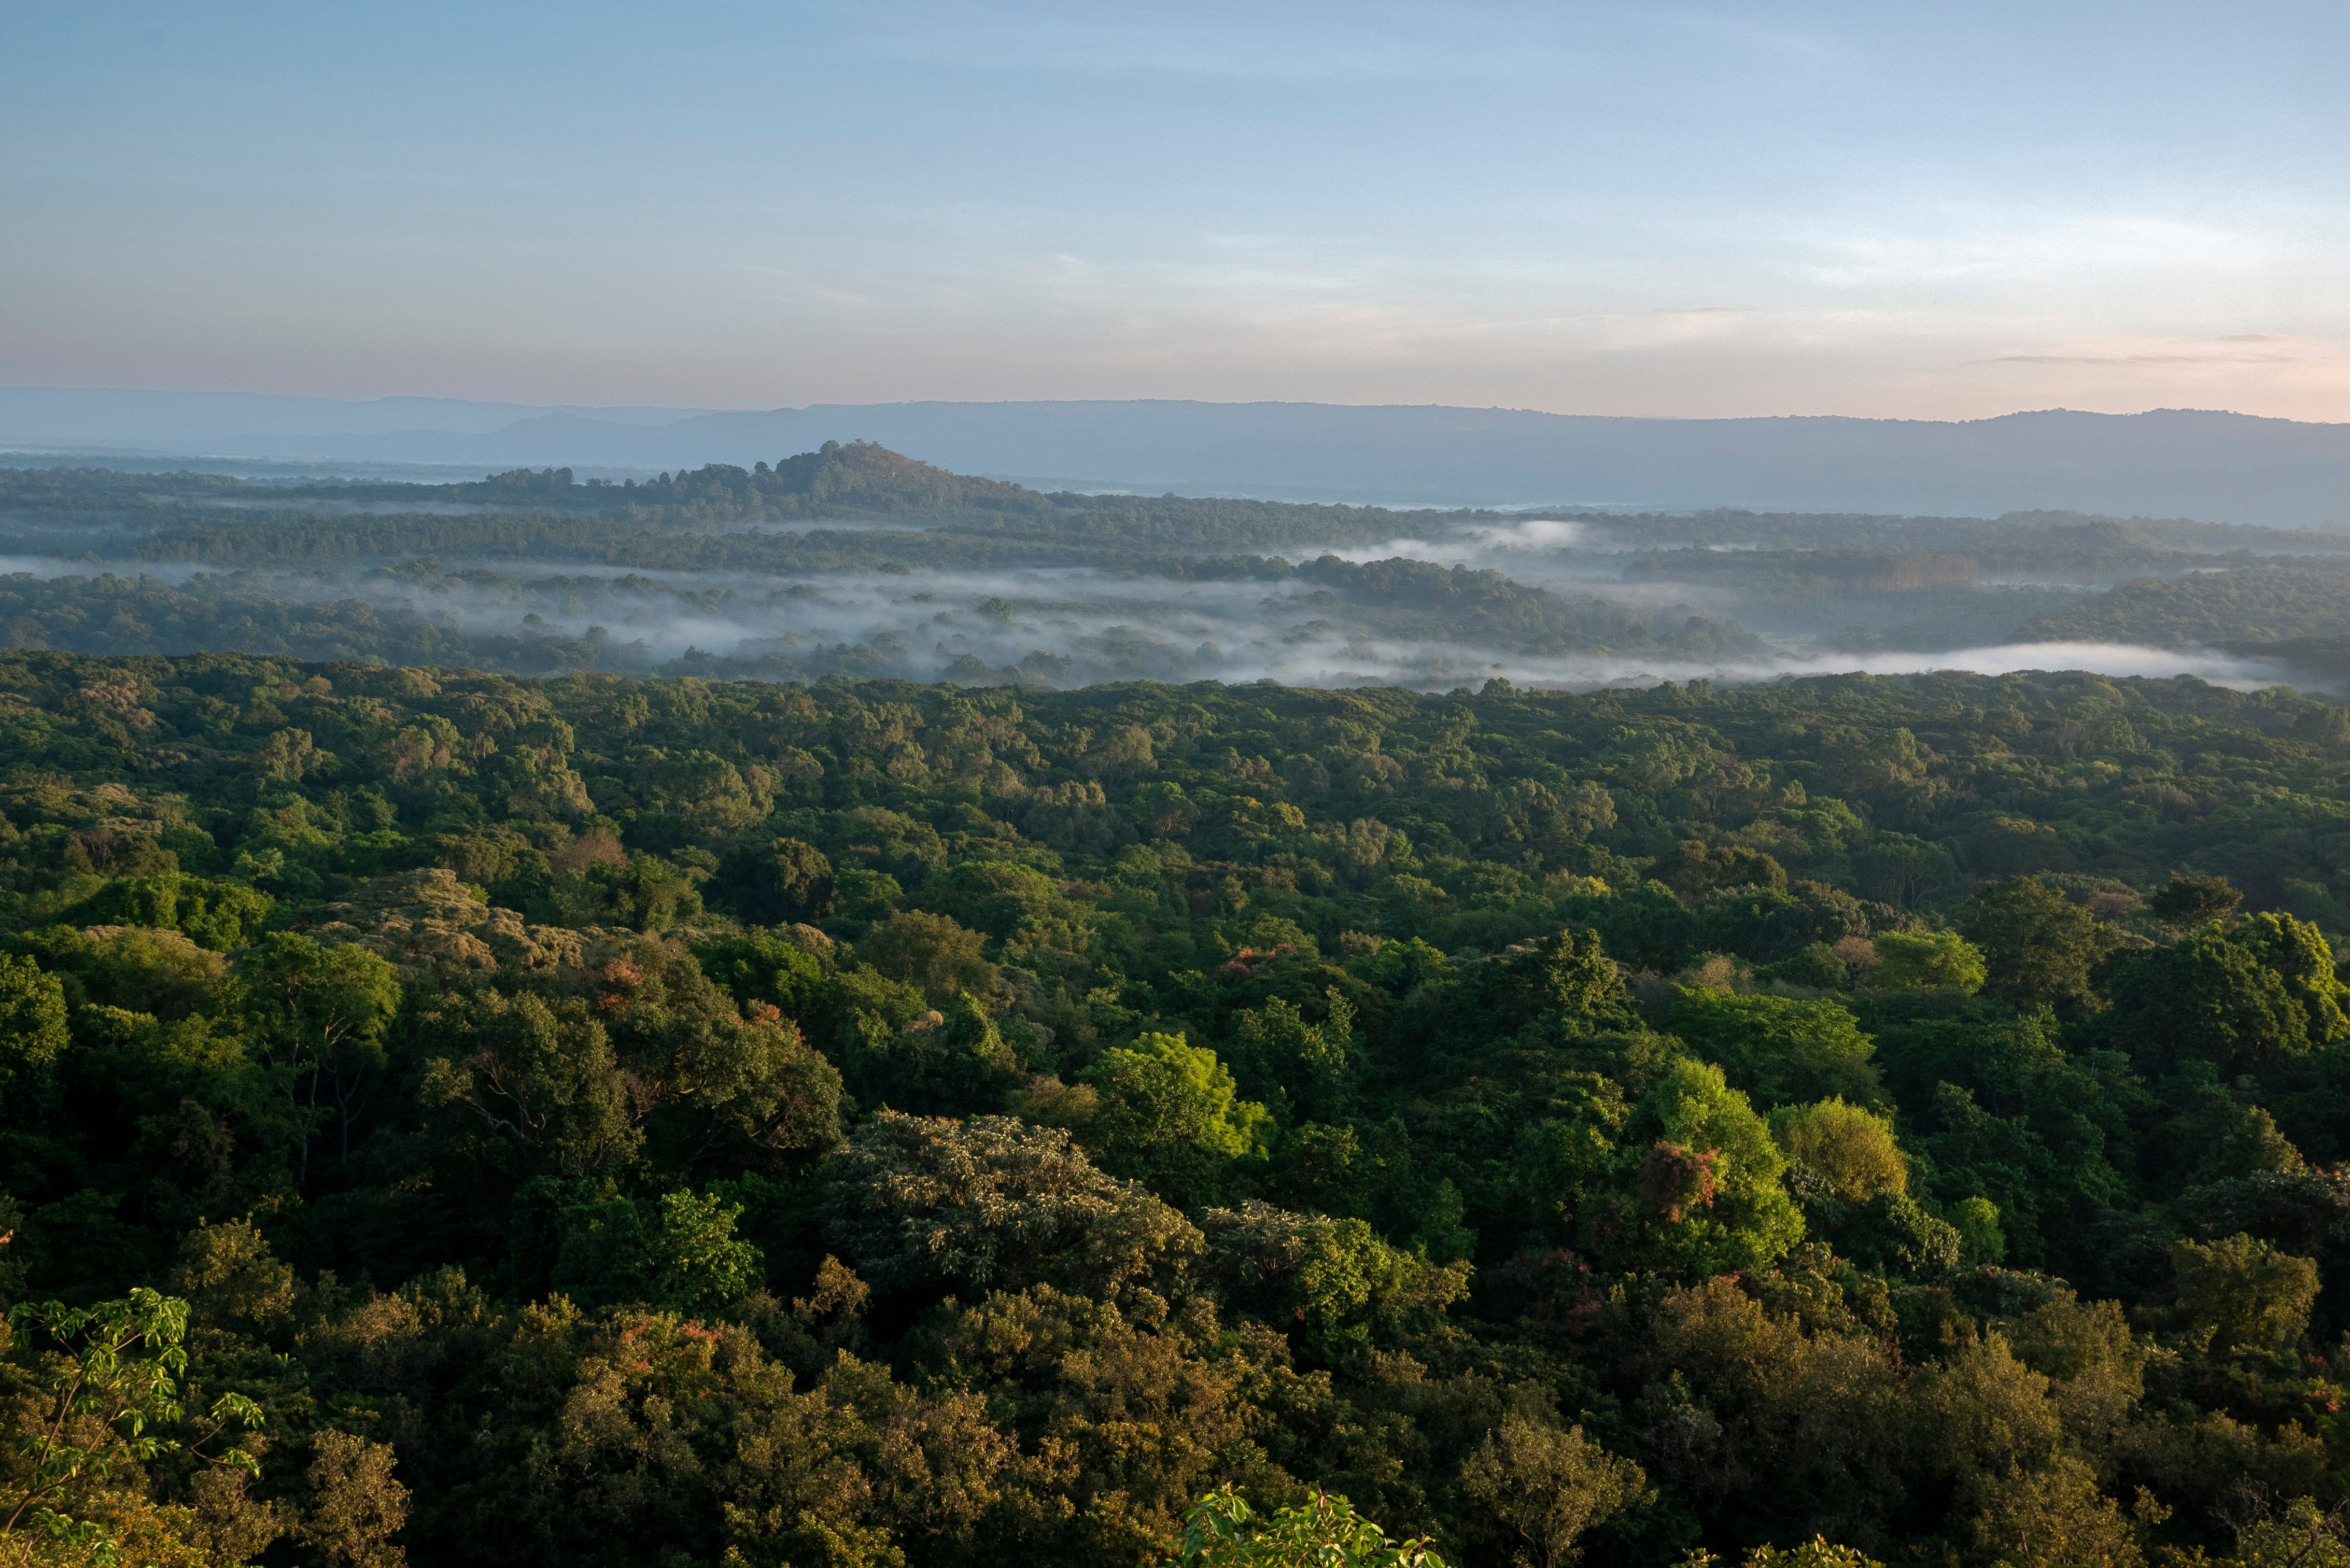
[5,386,2348,525]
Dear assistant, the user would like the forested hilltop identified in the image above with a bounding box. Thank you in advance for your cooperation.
[0,442,1490,550]
[8,652,2350,1564]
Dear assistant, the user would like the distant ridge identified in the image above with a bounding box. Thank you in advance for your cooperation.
[4,389,2348,525]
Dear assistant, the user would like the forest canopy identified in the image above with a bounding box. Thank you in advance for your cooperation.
[6,649,2350,1564]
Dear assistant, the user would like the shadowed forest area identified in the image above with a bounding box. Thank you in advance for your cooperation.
[8,649,2350,1564]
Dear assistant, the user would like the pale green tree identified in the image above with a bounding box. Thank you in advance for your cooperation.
[1459,1416,1648,1568]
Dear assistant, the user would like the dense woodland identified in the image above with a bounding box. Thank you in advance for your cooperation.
[8,648,2350,1565]
[2019,562,2350,647]
[0,556,1758,684]
[10,450,2350,689]
[0,446,1484,556]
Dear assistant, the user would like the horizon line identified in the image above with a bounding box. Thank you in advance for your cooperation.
[0,384,2332,429]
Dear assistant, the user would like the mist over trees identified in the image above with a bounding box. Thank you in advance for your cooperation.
[6,446,2350,689]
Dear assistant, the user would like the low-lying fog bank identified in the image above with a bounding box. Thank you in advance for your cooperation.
[0,553,2327,694]
[7,446,2350,695]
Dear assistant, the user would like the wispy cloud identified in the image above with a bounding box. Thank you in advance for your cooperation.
[1802,212,2276,289]
[1974,333,2337,368]
[1978,351,2307,365]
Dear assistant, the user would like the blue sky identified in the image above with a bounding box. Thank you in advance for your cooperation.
[4,2,2346,418]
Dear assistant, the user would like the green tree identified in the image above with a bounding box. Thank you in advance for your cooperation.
[689,929,830,1023]
[606,852,708,930]
[727,836,835,924]
[1201,1200,1471,1360]
[2159,1233,2318,1355]
[1077,1032,1272,1206]
[1841,1191,1962,1279]
[2105,927,2316,1075]
[1665,990,1879,1108]
[418,988,643,1180]
[857,909,996,1001]
[230,933,400,1180]
[645,1189,765,1313]
[629,748,767,833]
[846,991,1021,1117]
[1770,1098,1908,1203]
[1866,929,1985,993]
[1459,1416,1648,1568]
[1233,993,1358,1120]
[1622,1058,1806,1276]
[2236,911,2350,1045]
[585,940,843,1170]
[2148,872,2242,930]
[0,954,68,1094]
[1,1289,263,1561]
[1949,1196,2007,1264]
[1969,1456,2143,1568]
[1469,928,1638,1037]
[823,1112,1201,1299]
[168,1218,295,1345]
[300,1429,410,1568]
[2227,1497,2350,1568]
[921,860,1062,939]
[1173,1486,1448,1567]
[1959,877,2113,1011]
[552,1186,764,1311]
